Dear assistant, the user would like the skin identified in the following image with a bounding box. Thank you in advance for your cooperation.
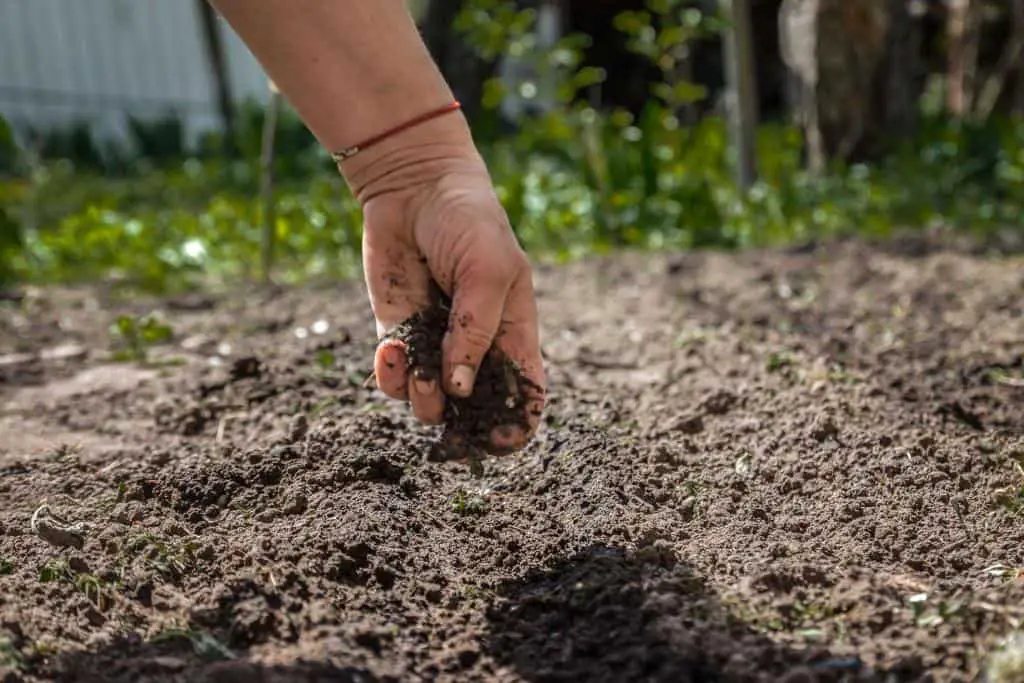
[208,0,546,452]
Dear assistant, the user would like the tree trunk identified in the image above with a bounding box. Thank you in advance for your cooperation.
[1016,0,1024,114]
[780,0,904,171]
[881,0,920,137]
[946,0,982,115]
[196,0,237,153]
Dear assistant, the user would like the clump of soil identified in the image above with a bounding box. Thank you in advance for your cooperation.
[383,282,533,465]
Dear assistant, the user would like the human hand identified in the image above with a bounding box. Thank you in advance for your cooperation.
[340,119,545,455]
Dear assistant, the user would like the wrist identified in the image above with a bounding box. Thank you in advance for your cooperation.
[336,108,486,205]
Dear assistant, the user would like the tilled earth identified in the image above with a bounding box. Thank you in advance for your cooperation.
[1,239,1023,683]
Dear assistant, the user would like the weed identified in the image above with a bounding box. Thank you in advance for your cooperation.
[48,442,82,463]
[0,558,13,576]
[906,592,968,628]
[124,531,196,580]
[450,488,490,516]
[993,462,1024,514]
[681,479,704,498]
[766,350,797,374]
[314,349,335,370]
[37,559,117,609]
[38,559,71,583]
[110,313,174,364]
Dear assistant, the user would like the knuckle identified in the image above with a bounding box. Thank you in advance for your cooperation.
[452,319,494,356]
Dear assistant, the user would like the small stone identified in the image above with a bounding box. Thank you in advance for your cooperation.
[282,493,308,516]
[671,413,704,435]
[255,508,280,523]
[809,415,840,443]
[111,503,143,526]
[149,656,188,672]
[0,353,35,367]
[181,334,217,354]
[287,414,309,443]
[82,606,106,627]
[778,667,817,683]
[40,343,87,362]
[68,556,91,574]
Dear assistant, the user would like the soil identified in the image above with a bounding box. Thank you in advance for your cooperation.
[1,237,1023,683]
[384,282,536,465]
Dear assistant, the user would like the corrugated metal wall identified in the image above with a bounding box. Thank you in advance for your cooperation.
[0,0,269,148]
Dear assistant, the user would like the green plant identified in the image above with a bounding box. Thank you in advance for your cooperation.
[450,487,489,516]
[613,0,722,114]
[0,559,13,576]
[110,313,174,363]
[124,531,196,580]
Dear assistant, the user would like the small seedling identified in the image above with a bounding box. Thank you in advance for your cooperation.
[993,462,1024,514]
[48,442,82,463]
[450,488,489,516]
[37,559,117,609]
[0,559,12,576]
[766,350,797,373]
[110,313,174,364]
[314,349,335,370]
[124,532,196,580]
[38,559,71,583]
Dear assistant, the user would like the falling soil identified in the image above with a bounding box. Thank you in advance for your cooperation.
[383,282,535,465]
[1,237,1023,683]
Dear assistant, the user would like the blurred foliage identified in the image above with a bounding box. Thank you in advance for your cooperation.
[0,0,1022,294]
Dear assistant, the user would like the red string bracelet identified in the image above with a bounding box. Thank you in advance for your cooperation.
[330,101,462,163]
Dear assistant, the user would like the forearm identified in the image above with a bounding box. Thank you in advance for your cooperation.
[207,0,475,179]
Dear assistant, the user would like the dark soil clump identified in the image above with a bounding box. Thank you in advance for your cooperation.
[384,283,534,463]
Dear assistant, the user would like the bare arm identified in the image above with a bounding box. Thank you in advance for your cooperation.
[207,0,460,151]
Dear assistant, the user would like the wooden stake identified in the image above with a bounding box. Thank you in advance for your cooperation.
[720,0,759,191]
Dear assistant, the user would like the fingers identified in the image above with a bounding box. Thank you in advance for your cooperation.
[409,368,445,425]
[374,341,408,401]
[441,254,518,398]
[488,264,546,451]
[362,196,433,401]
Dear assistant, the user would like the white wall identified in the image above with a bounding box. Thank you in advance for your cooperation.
[0,0,270,150]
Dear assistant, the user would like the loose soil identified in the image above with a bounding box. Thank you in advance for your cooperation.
[383,282,536,464]
[1,238,1022,683]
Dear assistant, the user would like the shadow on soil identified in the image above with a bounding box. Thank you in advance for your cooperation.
[36,546,910,683]
[483,544,896,683]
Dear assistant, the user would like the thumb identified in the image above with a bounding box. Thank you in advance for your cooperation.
[441,256,519,398]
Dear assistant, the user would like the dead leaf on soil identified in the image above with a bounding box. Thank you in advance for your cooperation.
[30,504,89,550]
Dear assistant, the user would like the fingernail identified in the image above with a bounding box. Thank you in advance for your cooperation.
[380,344,401,369]
[414,377,436,396]
[451,364,476,396]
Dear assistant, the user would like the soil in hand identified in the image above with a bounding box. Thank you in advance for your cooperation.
[384,282,535,463]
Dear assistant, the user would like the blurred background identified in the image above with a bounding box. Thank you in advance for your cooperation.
[0,0,1021,293]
